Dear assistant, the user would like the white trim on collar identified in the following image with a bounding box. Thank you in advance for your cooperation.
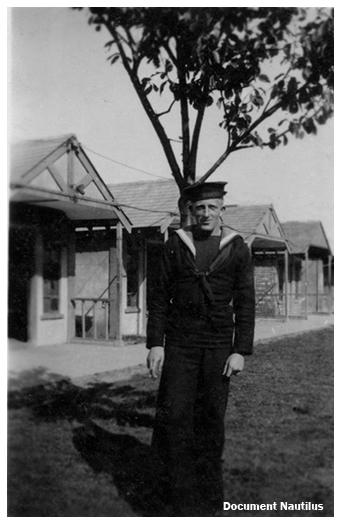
[219,231,240,250]
[175,228,240,255]
[175,229,196,256]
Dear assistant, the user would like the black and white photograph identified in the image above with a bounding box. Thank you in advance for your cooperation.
[7,5,334,517]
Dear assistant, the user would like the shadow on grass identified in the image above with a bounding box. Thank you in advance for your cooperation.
[8,366,69,391]
[72,421,171,516]
[8,375,170,515]
[8,328,334,516]
[8,375,157,427]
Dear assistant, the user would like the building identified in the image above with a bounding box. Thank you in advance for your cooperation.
[222,204,291,318]
[9,142,332,347]
[9,135,131,345]
[282,221,333,315]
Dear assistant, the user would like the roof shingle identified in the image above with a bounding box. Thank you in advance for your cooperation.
[222,205,269,236]
[282,221,331,253]
[108,179,179,228]
[109,179,272,236]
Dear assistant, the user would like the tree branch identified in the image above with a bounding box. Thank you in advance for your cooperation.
[119,26,142,74]
[126,27,136,48]
[102,17,184,188]
[177,40,191,181]
[259,65,293,114]
[196,101,282,184]
[234,144,256,151]
[187,78,209,178]
[156,99,177,117]
[115,29,130,47]
[188,104,206,178]
[262,99,327,147]
[163,39,178,67]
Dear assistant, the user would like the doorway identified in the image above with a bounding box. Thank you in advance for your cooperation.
[8,225,35,341]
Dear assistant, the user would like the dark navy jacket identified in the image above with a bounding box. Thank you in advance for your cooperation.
[146,226,255,354]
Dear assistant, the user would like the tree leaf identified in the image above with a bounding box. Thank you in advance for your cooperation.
[259,74,270,82]
[104,40,115,49]
[289,100,299,114]
[287,77,298,94]
[159,81,167,94]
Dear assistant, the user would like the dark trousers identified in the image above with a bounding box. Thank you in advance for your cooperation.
[152,344,231,516]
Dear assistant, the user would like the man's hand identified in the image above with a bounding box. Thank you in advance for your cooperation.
[223,353,245,377]
[147,346,164,379]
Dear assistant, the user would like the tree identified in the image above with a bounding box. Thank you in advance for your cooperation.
[75,7,333,194]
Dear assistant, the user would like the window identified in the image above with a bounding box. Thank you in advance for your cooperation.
[43,240,61,313]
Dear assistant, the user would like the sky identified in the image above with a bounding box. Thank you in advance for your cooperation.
[8,6,334,247]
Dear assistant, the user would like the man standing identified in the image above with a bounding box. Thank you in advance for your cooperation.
[146,182,255,516]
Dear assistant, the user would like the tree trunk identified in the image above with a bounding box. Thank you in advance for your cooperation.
[178,195,192,228]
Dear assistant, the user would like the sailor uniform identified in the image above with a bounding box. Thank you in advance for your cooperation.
[147,182,255,516]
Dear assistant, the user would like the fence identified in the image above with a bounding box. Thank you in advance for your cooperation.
[73,297,110,340]
[256,292,332,318]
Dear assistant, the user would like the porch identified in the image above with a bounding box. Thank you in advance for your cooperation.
[9,135,132,346]
[252,241,333,320]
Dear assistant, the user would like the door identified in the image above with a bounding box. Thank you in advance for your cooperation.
[8,225,35,341]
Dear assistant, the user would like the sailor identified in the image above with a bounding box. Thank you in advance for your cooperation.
[146,181,255,516]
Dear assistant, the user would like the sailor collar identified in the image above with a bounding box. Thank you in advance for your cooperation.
[174,226,240,257]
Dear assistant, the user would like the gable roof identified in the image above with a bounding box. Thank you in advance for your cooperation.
[222,205,269,238]
[9,135,132,230]
[282,221,332,254]
[10,134,74,184]
[108,180,280,240]
[108,179,179,228]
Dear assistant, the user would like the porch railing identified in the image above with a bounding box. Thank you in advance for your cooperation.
[73,297,110,340]
[256,292,333,318]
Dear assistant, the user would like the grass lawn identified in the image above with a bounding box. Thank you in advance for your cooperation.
[8,327,333,517]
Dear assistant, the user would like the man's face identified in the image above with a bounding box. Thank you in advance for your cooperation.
[190,198,224,232]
